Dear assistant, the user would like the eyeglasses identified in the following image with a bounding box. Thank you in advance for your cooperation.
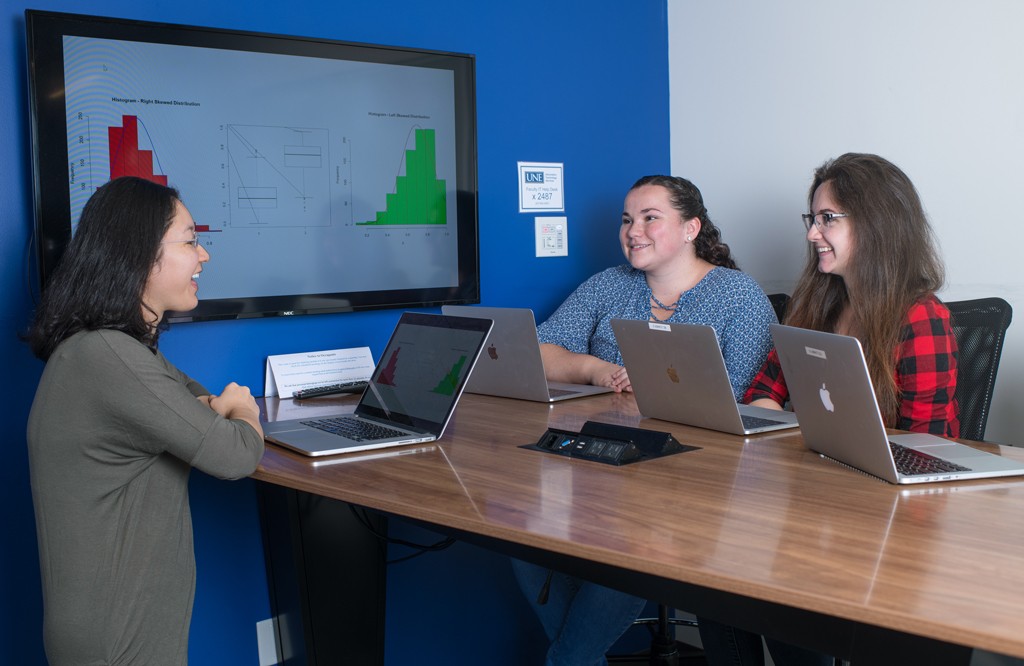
[161,233,202,249]
[801,212,848,232]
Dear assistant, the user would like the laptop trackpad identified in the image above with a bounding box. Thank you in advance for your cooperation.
[890,433,988,459]
[264,423,309,435]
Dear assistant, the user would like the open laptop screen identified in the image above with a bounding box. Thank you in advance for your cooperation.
[356,313,492,432]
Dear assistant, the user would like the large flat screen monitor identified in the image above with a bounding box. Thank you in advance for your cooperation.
[26,10,480,322]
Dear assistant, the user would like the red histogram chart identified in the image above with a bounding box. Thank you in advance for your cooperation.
[378,348,400,386]
[108,115,168,185]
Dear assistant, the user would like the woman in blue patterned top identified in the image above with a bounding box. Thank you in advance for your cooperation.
[538,174,776,399]
[514,175,776,666]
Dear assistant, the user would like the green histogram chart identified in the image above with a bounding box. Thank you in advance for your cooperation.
[431,355,466,395]
[359,128,447,226]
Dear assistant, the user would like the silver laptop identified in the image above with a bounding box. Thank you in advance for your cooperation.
[771,323,1024,484]
[610,319,799,435]
[264,312,492,456]
[440,305,612,402]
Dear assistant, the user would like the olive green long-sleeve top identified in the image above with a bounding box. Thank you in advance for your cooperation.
[27,329,265,666]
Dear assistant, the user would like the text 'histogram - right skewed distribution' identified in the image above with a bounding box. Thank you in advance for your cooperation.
[359,128,447,226]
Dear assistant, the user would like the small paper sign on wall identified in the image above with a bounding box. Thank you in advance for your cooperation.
[518,162,565,212]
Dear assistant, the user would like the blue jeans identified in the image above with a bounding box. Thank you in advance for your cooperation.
[697,617,834,666]
[511,558,647,666]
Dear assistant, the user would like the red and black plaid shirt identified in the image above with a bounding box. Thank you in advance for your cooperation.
[744,296,960,437]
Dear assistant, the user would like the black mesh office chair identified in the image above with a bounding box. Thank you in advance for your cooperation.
[945,297,1012,441]
[767,293,791,323]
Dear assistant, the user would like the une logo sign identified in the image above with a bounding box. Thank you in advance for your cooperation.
[525,171,545,183]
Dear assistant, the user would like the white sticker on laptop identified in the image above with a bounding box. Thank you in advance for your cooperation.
[804,346,827,360]
[647,322,671,332]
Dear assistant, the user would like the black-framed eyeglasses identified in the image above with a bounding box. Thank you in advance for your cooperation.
[161,233,202,248]
[801,212,848,232]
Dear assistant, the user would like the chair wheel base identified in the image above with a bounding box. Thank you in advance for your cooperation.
[606,639,705,665]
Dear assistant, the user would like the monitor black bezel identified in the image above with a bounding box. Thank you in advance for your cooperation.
[25,10,480,322]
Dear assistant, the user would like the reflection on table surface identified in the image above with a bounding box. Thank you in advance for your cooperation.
[255,391,1024,659]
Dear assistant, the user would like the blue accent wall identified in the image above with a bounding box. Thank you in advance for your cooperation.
[1,1,669,663]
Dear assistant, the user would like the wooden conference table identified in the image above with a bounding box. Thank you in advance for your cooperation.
[254,391,1024,664]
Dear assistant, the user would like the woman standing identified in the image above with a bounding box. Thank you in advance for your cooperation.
[26,177,265,665]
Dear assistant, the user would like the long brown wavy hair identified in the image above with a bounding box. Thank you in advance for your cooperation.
[785,154,945,425]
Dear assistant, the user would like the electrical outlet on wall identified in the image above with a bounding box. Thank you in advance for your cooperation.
[257,618,278,666]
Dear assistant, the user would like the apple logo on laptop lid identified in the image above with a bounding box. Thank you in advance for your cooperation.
[819,383,835,412]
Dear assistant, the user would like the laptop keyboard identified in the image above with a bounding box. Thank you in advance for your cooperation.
[889,442,971,475]
[547,387,577,398]
[740,414,786,430]
[301,417,409,442]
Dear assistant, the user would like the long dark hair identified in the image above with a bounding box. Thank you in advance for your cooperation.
[27,177,181,360]
[786,153,945,424]
[630,175,737,269]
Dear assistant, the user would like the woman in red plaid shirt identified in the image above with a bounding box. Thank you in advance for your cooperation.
[699,153,959,666]
[747,152,959,438]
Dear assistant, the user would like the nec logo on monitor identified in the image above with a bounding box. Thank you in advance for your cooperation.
[524,171,545,183]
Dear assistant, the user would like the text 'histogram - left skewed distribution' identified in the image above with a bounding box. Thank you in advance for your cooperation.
[359,128,446,226]
[108,115,168,185]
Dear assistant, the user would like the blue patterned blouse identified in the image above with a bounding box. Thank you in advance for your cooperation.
[537,265,776,400]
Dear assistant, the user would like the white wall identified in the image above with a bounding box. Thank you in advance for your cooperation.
[669,0,1024,444]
